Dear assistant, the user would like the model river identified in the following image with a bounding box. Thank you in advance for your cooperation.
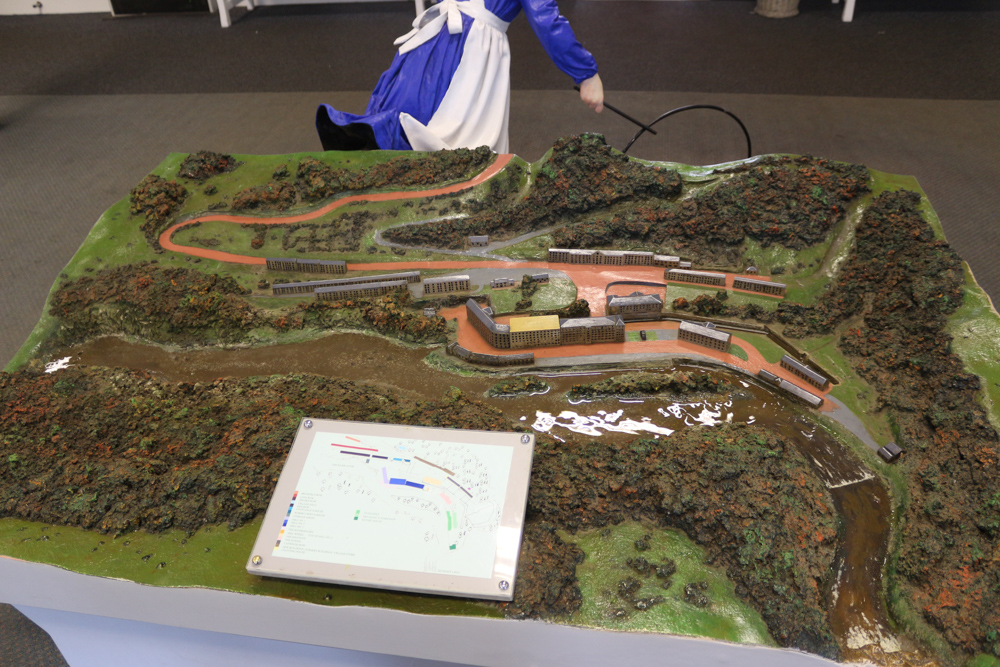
[67,332,897,662]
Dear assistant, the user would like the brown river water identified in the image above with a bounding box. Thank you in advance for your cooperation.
[66,332,903,662]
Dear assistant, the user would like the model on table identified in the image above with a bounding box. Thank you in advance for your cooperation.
[316,0,604,153]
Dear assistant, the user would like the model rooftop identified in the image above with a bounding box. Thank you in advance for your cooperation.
[509,315,560,332]
[780,354,829,388]
[679,320,731,343]
[561,316,622,328]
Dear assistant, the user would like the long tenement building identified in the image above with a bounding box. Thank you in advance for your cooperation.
[606,292,663,320]
[677,321,731,352]
[666,269,727,287]
[780,355,829,389]
[733,276,787,297]
[465,299,624,350]
[423,275,471,295]
[266,258,347,274]
[548,248,688,268]
[315,280,409,301]
[272,271,420,296]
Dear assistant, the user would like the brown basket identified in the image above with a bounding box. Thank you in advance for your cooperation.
[754,0,799,18]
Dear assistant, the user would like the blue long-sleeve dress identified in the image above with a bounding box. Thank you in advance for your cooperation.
[317,0,598,153]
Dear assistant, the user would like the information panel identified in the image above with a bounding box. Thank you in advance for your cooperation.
[247,419,535,601]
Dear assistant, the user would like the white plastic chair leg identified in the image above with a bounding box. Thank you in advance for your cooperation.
[213,0,255,28]
[832,0,856,22]
[841,0,856,21]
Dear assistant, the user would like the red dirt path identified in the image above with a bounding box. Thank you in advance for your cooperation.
[157,153,515,264]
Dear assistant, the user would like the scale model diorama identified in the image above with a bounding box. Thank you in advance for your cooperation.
[2,136,999,667]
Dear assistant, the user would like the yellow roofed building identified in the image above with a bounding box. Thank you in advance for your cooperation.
[509,315,561,349]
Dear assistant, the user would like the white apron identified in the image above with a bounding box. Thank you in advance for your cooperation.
[394,0,512,153]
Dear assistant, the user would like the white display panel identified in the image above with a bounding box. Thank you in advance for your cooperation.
[247,419,535,601]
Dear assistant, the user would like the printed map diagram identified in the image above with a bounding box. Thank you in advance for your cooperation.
[273,430,515,579]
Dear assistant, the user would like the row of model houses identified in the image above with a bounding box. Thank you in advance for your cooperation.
[548,248,692,269]
[665,269,787,297]
[264,255,784,299]
[757,356,830,408]
[270,270,471,300]
[546,250,786,297]
[490,274,549,289]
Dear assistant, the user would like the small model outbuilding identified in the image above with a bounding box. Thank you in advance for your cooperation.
[606,291,663,320]
[878,442,904,463]
[780,354,829,389]
[678,320,731,352]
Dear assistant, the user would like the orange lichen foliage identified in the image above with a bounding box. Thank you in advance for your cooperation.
[384,135,683,250]
[0,366,510,535]
[528,425,840,657]
[553,155,868,255]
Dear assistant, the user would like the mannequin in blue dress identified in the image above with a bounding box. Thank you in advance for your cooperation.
[317,0,603,153]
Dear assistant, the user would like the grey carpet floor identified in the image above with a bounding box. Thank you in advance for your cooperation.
[2,1,998,99]
[0,605,68,667]
[2,90,998,367]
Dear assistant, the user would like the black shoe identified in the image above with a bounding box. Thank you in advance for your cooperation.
[316,108,379,151]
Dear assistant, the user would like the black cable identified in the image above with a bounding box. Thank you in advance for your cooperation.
[573,85,657,135]
[621,105,753,159]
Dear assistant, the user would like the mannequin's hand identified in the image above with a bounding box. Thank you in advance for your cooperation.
[579,74,604,113]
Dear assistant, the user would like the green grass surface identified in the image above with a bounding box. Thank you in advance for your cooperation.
[946,266,1000,432]
[531,278,577,310]
[795,329,891,446]
[667,285,781,311]
[563,522,774,644]
[729,344,748,362]
[625,330,661,342]
[741,237,829,283]
[494,234,553,260]
[730,333,786,364]
[0,517,500,618]
[476,278,576,314]
[480,285,520,312]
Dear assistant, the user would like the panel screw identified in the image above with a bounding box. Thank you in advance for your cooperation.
[303,419,313,429]
[251,555,262,566]
[498,580,509,591]
[520,435,530,444]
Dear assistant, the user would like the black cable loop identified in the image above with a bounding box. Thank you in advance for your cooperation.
[620,105,753,160]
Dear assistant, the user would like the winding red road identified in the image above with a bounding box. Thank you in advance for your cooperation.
[158,153,515,264]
